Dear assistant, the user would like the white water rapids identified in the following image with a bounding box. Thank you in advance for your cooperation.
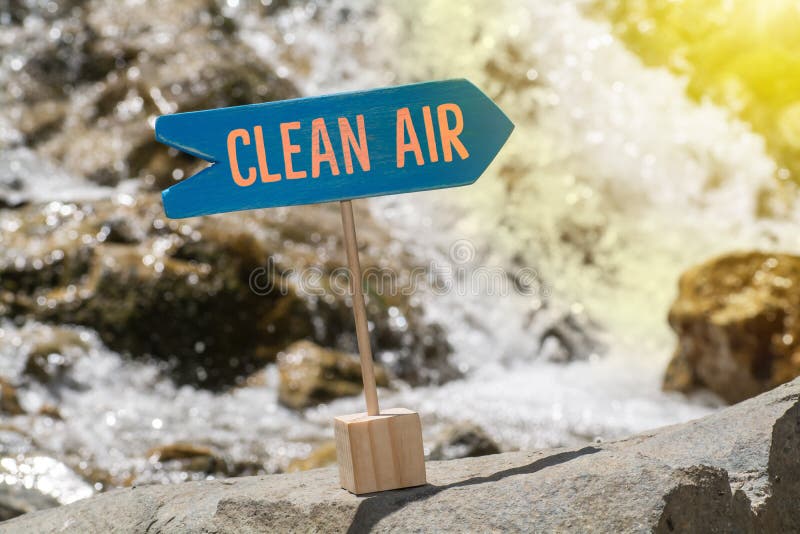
[3,0,800,504]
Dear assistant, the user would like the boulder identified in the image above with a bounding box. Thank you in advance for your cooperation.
[146,443,224,473]
[0,378,24,416]
[23,327,89,385]
[130,442,266,488]
[0,194,454,388]
[4,0,297,188]
[5,377,800,532]
[277,341,389,410]
[285,442,338,473]
[664,251,800,403]
[146,444,215,463]
[428,423,501,461]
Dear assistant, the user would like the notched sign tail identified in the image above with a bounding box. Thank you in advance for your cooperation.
[155,79,514,219]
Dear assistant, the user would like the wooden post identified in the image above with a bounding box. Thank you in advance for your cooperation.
[153,80,510,495]
[334,200,426,494]
[339,199,380,416]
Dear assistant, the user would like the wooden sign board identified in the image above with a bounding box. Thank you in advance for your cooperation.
[155,79,514,495]
[156,79,513,218]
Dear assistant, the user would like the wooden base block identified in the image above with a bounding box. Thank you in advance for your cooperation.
[334,408,427,494]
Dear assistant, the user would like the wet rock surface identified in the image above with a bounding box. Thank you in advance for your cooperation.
[0,443,97,520]
[664,251,800,403]
[0,194,454,388]
[22,327,88,385]
[2,0,296,188]
[144,443,261,479]
[0,483,59,522]
[0,377,24,415]
[6,377,800,532]
[277,341,389,410]
[428,423,501,461]
[285,441,338,473]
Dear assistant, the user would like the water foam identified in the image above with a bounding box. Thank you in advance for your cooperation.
[2,0,798,504]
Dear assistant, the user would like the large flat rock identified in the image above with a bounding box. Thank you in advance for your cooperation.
[5,378,800,532]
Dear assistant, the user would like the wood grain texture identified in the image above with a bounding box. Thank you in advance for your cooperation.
[155,79,514,218]
[334,408,426,494]
[339,199,380,416]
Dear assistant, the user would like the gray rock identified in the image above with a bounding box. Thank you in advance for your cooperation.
[5,377,800,532]
[428,423,501,461]
[0,484,59,522]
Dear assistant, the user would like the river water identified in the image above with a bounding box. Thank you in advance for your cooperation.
[3,0,799,505]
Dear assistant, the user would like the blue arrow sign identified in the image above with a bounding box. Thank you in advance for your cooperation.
[155,79,513,218]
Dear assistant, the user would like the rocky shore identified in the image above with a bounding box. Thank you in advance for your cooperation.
[0,193,454,389]
[4,0,800,528]
[6,376,799,532]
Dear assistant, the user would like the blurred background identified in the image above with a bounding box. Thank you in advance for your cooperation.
[2,0,800,519]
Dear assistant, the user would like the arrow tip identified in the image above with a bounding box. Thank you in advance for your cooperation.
[455,79,514,170]
[463,78,514,135]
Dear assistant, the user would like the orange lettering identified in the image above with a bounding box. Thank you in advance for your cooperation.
[227,128,256,187]
[280,121,306,179]
[396,108,424,168]
[338,115,370,174]
[311,118,340,178]
[437,103,469,162]
[253,125,281,182]
[422,106,439,163]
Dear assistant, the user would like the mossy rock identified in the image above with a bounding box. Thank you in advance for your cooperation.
[277,341,389,410]
[665,251,800,403]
